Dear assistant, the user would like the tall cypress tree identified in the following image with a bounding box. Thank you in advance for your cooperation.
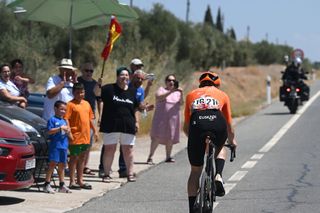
[204,5,214,28]
[216,7,224,33]
[227,27,237,40]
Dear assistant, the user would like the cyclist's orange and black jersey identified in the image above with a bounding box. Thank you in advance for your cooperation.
[184,86,232,126]
[185,86,232,166]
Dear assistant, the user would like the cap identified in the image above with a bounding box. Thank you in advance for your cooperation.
[130,58,144,66]
[58,58,76,70]
[116,66,131,76]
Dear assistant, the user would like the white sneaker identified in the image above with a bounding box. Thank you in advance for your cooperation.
[58,184,72,193]
[43,184,55,194]
[214,174,225,197]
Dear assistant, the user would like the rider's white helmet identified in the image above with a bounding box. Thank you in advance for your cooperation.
[294,57,302,66]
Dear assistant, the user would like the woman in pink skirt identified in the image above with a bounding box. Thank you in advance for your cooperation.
[147,74,183,163]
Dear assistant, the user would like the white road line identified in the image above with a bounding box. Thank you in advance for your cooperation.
[241,160,257,169]
[259,90,320,153]
[251,153,264,160]
[213,202,219,209]
[228,171,248,182]
[224,183,237,194]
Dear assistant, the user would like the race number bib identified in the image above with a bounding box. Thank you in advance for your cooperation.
[191,96,220,111]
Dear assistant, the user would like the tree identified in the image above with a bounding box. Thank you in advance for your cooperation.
[216,7,224,33]
[139,4,179,54]
[204,5,214,28]
[226,27,237,40]
[232,41,255,66]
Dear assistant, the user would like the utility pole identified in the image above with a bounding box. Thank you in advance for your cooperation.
[265,33,269,42]
[246,25,250,42]
[186,0,190,23]
[130,0,133,7]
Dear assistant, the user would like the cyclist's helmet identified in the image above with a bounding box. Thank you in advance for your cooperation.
[199,71,221,87]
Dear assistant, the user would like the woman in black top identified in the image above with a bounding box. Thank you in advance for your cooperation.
[99,67,139,182]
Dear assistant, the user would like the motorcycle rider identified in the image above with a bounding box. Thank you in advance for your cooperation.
[281,57,309,101]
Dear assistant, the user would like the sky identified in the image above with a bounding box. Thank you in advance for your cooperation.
[120,0,320,62]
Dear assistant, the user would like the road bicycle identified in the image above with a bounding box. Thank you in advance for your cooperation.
[193,133,236,213]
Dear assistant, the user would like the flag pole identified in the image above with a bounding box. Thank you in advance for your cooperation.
[100,60,106,79]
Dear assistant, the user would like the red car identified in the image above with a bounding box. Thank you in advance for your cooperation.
[0,120,35,190]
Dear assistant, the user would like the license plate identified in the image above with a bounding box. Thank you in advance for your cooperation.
[25,158,36,170]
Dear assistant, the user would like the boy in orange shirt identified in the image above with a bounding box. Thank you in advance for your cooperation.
[65,83,98,189]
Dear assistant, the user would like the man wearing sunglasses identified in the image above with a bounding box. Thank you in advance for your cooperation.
[184,71,237,213]
[77,62,102,176]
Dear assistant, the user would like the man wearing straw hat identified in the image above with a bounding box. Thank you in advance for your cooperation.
[42,58,77,121]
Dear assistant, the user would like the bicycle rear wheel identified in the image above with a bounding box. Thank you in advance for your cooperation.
[194,174,214,213]
[193,173,206,213]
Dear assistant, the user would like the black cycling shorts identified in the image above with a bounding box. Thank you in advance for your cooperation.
[187,109,228,167]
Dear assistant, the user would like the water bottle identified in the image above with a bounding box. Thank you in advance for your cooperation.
[142,109,147,118]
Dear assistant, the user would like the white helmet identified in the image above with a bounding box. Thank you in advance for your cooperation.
[294,57,302,66]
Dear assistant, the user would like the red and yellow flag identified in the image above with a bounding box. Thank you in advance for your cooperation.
[101,16,122,60]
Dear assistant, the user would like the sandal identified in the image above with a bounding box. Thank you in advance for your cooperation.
[80,183,92,190]
[147,158,154,165]
[127,174,136,182]
[165,157,175,163]
[69,183,81,190]
[83,167,95,175]
[102,175,112,183]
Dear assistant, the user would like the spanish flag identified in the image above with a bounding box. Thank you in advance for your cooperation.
[101,16,122,60]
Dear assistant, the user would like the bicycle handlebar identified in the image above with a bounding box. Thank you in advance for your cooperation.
[224,144,236,162]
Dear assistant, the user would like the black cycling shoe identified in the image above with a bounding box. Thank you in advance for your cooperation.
[214,174,225,197]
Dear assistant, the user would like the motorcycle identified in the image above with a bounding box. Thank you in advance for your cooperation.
[279,80,303,114]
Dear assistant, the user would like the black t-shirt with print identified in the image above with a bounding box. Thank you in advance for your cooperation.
[99,83,138,134]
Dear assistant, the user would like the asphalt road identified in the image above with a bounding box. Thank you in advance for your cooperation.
[69,80,320,213]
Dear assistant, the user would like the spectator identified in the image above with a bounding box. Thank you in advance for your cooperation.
[65,83,98,190]
[129,58,152,97]
[117,58,153,177]
[42,58,76,121]
[99,67,139,182]
[44,100,72,194]
[10,59,35,98]
[117,69,154,177]
[147,74,183,164]
[98,58,154,178]
[0,63,27,108]
[77,62,101,175]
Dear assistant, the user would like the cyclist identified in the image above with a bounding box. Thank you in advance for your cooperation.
[183,71,237,213]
